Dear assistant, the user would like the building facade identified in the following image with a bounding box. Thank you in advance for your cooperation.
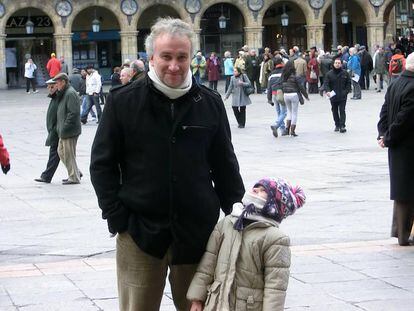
[0,0,411,88]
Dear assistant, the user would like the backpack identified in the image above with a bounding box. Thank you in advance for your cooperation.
[390,58,403,74]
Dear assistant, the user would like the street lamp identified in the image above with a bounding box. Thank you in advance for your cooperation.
[281,5,289,27]
[25,10,34,34]
[92,8,100,32]
[341,9,349,24]
[218,15,226,29]
[400,12,408,23]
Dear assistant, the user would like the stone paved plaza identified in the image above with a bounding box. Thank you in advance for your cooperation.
[0,83,413,310]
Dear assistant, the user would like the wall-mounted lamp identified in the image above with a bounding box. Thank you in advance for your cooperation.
[92,8,100,32]
[25,10,34,34]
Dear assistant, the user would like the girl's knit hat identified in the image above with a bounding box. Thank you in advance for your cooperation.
[234,178,306,231]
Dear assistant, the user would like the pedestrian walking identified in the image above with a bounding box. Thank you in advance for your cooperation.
[53,73,82,185]
[267,57,287,137]
[259,53,273,91]
[79,69,97,122]
[90,18,244,311]
[206,52,221,91]
[307,48,319,94]
[321,57,352,133]
[282,61,309,136]
[34,78,61,183]
[347,47,362,100]
[373,47,388,92]
[82,66,102,124]
[359,46,373,90]
[223,51,234,93]
[191,51,207,85]
[377,52,414,246]
[0,134,10,175]
[224,67,252,128]
[68,68,82,92]
[187,177,306,311]
[24,58,38,94]
[46,53,61,78]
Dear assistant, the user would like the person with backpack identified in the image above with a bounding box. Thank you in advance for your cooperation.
[389,49,406,82]
[267,57,287,137]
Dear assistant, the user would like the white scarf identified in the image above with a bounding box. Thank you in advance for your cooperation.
[147,63,192,99]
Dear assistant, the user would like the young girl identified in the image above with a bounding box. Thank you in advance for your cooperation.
[187,178,305,311]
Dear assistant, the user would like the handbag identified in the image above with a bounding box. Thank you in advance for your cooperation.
[241,74,255,96]
[310,68,317,80]
[297,91,305,105]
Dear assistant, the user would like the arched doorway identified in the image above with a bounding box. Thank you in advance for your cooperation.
[72,6,121,80]
[383,0,414,55]
[5,7,54,87]
[263,1,307,52]
[200,3,244,59]
[137,5,181,58]
[323,0,367,51]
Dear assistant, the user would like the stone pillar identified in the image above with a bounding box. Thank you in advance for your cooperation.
[305,24,325,51]
[54,33,73,73]
[193,29,201,53]
[0,34,7,89]
[244,27,264,51]
[120,31,138,63]
[366,22,386,51]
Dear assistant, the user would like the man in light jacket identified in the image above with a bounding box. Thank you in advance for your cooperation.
[82,66,102,124]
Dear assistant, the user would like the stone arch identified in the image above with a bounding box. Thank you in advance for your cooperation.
[378,0,398,17]
[193,0,251,29]
[66,0,125,32]
[319,0,372,24]
[136,2,187,24]
[0,2,60,34]
[259,0,313,26]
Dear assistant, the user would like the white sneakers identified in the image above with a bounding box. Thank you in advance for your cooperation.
[27,90,39,94]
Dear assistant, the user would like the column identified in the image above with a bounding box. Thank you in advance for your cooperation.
[244,27,264,51]
[119,31,138,63]
[305,24,325,51]
[366,22,386,51]
[0,34,6,89]
[193,28,201,53]
[54,33,73,73]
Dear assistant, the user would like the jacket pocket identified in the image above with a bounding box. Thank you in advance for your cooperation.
[204,280,221,311]
[235,286,263,311]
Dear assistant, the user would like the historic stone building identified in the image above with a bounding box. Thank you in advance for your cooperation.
[0,0,411,88]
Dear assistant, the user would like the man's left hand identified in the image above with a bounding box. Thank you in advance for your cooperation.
[378,137,385,148]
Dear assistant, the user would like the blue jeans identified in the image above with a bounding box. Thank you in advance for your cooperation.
[272,94,286,130]
[81,95,96,119]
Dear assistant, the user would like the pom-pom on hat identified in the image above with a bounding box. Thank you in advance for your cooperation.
[255,178,306,223]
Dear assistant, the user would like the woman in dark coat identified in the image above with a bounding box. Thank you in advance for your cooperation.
[206,52,221,91]
[307,50,319,94]
[377,55,414,246]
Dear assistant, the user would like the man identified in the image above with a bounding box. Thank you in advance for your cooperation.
[68,68,82,93]
[249,49,261,93]
[60,56,68,74]
[34,79,61,183]
[294,53,307,88]
[373,46,387,92]
[377,52,414,246]
[82,66,102,124]
[347,47,362,100]
[119,67,133,85]
[46,53,61,78]
[321,57,352,133]
[0,134,10,175]
[24,58,38,94]
[53,73,82,185]
[129,59,146,82]
[359,46,373,90]
[90,18,244,311]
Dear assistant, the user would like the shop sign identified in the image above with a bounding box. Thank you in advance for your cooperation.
[6,16,53,28]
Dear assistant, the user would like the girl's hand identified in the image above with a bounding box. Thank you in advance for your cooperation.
[238,81,244,86]
[190,300,204,311]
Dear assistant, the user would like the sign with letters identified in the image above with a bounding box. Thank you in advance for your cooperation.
[6,15,53,28]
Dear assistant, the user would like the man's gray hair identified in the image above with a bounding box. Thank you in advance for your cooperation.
[145,18,195,58]
[349,47,356,55]
[131,59,145,73]
[406,52,414,72]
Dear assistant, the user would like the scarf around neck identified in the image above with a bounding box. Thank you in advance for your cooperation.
[147,63,192,99]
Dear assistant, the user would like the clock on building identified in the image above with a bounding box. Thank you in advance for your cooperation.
[55,0,72,17]
[121,0,138,16]
[0,3,5,18]
[309,0,325,10]
[369,0,385,7]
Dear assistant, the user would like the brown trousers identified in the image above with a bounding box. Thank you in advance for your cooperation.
[57,137,80,182]
[391,200,414,246]
[116,232,198,311]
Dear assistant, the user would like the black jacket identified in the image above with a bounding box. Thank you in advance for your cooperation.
[90,76,244,264]
[377,70,414,200]
[282,74,309,99]
[267,67,283,102]
[321,68,351,102]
